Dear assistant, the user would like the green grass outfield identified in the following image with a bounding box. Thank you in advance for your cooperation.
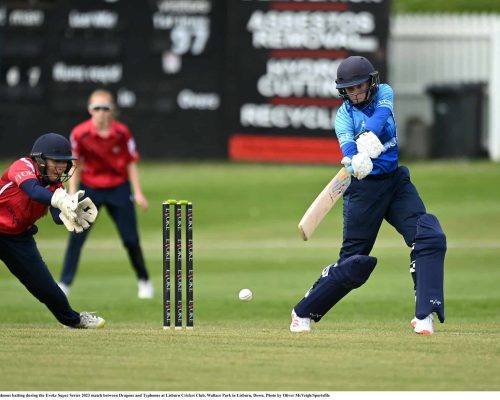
[0,160,499,391]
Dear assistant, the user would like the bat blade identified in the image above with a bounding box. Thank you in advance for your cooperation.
[298,167,352,241]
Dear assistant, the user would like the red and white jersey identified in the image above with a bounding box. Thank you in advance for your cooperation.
[0,158,61,235]
[71,119,140,189]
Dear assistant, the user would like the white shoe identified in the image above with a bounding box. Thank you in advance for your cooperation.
[58,282,70,297]
[72,312,106,329]
[290,309,311,333]
[414,313,434,335]
[410,317,417,328]
[138,279,154,299]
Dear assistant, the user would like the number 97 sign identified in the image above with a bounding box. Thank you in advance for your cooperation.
[170,21,210,56]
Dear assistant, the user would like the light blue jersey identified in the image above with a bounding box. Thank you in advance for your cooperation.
[334,83,398,175]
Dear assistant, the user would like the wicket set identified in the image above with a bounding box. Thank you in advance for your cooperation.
[162,200,193,329]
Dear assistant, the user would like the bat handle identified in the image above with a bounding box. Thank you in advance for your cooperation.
[346,166,354,174]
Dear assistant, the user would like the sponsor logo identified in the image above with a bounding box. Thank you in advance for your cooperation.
[378,99,392,107]
[321,265,332,277]
[14,170,34,182]
[68,10,118,29]
[8,9,44,27]
[177,89,220,110]
[157,0,211,14]
[329,172,351,201]
[247,9,378,52]
[52,62,123,84]
[240,104,336,130]
[257,59,341,98]
[382,137,397,150]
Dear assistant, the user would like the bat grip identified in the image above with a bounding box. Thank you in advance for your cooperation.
[346,166,354,174]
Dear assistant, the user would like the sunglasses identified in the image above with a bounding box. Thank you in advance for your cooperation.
[90,105,113,112]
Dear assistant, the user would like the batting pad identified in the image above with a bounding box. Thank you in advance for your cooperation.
[415,213,447,323]
[294,255,377,322]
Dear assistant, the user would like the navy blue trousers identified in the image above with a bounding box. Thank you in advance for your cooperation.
[60,181,149,285]
[339,166,426,262]
[0,227,80,326]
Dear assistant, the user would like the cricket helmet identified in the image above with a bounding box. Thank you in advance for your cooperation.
[30,133,76,183]
[335,56,379,104]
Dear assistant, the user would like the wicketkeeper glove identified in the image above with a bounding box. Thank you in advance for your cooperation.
[356,131,385,159]
[51,188,81,214]
[51,189,94,233]
[51,188,82,231]
[59,211,84,233]
[75,197,98,229]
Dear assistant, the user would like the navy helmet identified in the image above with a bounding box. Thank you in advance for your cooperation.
[335,56,379,104]
[30,133,75,183]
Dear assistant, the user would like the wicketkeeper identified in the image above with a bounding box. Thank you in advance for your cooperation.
[0,133,105,328]
[290,56,446,335]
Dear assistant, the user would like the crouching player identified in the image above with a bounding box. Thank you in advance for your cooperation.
[290,56,446,334]
[0,133,105,328]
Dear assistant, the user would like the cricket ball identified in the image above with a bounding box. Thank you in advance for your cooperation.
[238,288,253,302]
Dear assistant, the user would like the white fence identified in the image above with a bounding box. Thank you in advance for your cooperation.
[388,13,500,160]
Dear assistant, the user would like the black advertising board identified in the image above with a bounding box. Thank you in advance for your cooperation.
[227,0,391,163]
[130,0,227,158]
[0,0,226,159]
[0,3,52,154]
[0,0,390,163]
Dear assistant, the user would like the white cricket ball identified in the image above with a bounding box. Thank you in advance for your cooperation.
[238,288,253,302]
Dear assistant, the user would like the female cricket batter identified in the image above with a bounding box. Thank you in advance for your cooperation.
[0,133,105,328]
[290,56,446,335]
[58,89,154,299]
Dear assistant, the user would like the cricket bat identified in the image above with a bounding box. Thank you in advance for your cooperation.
[298,166,353,241]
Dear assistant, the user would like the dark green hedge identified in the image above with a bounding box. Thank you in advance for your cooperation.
[393,0,500,13]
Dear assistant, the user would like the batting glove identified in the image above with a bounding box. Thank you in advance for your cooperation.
[341,156,352,168]
[351,152,373,180]
[356,131,385,159]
